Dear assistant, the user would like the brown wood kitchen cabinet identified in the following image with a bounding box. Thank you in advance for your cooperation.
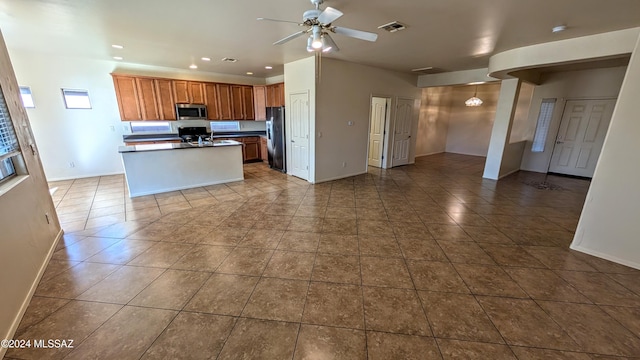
[241,137,260,162]
[204,83,220,120]
[260,136,268,162]
[155,79,176,120]
[253,85,267,121]
[231,85,255,120]
[216,84,233,120]
[113,75,142,121]
[266,82,285,107]
[173,80,205,104]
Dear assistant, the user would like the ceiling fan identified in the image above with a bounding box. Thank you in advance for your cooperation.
[258,0,378,53]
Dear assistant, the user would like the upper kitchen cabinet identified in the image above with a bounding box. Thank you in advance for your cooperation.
[216,83,233,120]
[154,79,176,120]
[113,75,142,121]
[266,82,285,107]
[136,78,160,120]
[204,83,220,120]
[231,85,255,120]
[173,80,205,104]
[253,85,267,121]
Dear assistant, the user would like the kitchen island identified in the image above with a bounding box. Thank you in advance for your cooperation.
[118,140,243,197]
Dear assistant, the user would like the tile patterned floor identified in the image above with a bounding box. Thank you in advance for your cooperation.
[6,153,640,359]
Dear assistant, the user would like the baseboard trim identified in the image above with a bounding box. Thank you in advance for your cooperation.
[47,171,124,182]
[1,228,64,358]
[314,171,367,184]
[570,244,640,270]
[498,168,520,179]
[415,151,444,157]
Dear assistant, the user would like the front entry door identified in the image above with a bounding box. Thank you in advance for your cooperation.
[288,91,310,180]
[368,97,387,168]
[391,98,413,167]
[549,99,616,178]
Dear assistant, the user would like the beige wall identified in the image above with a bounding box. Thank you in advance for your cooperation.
[0,33,61,354]
[519,66,627,173]
[571,34,640,269]
[315,58,421,182]
[445,83,501,156]
[416,87,451,157]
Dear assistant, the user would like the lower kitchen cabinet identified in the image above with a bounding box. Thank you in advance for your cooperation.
[242,137,260,162]
[260,137,268,162]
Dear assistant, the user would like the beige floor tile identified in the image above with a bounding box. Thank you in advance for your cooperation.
[35,262,120,299]
[185,273,258,315]
[140,312,235,360]
[504,268,591,303]
[312,254,361,284]
[359,234,402,257]
[317,234,359,255]
[77,265,164,304]
[170,244,232,272]
[63,306,177,360]
[263,250,315,280]
[454,264,528,298]
[217,247,273,275]
[408,260,469,293]
[242,277,309,322]
[277,231,321,252]
[437,339,516,360]
[293,325,366,360]
[302,282,364,328]
[510,347,591,360]
[14,296,71,337]
[84,239,155,265]
[366,331,441,360]
[363,287,431,336]
[217,318,298,360]
[127,242,194,268]
[130,270,210,310]
[361,257,413,288]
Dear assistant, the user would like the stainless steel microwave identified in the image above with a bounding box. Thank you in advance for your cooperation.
[176,104,207,120]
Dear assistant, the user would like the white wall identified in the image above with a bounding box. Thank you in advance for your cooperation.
[315,58,421,182]
[0,34,61,356]
[416,87,451,157]
[509,82,535,143]
[571,34,640,269]
[520,66,627,173]
[9,48,268,181]
[284,57,316,182]
[445,83,501,156]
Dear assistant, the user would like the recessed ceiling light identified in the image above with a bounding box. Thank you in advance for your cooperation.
[552,25,567,33]
[201,57,211,61]
[468,81,486,85]
[246,72,254,75]
[111,44,123,49]
[113,56,123,61]
[189,64,198,69]
[265,66,273,70]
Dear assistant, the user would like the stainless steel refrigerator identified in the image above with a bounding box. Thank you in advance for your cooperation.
[266,106,286,173]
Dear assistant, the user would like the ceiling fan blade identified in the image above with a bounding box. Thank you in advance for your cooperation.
[322,33,340,53]
[317,6,343,24]
[273,30,308,45]
[257,17,301,25]
[332,26,378,42]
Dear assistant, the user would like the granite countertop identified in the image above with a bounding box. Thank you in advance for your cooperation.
[119,139,242,153]
[123,131,266,142]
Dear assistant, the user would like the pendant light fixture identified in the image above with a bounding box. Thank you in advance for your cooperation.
[465,85,483,107]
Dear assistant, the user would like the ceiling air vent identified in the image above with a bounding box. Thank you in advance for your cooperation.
[411,67,447,75]
[221,57,238,63]
[378,21,406,33]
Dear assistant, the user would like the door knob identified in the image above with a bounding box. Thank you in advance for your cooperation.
[291,139,295,143]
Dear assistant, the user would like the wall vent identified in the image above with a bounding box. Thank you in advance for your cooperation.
[411,67,447,75]
[378,21,407,33]
[221,57,238,63]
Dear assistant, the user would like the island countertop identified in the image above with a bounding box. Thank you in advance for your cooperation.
[118,139,242,153]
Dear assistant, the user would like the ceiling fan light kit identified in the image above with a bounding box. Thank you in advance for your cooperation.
[258,0,378,54]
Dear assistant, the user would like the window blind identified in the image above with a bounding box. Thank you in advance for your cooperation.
[531,99,556,153]
[0,88,20,161]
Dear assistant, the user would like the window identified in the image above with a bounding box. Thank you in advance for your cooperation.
[130,121,172,133]
[210,121,240,132]
[19,86,35,108]
[0,88,21,183]
[62,88,91,109]
[531,99,556,153]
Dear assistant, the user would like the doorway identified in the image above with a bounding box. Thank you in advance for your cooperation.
[391,98,414,167]
[368,97,390,168]
[549,99,616,178]
[288,91,310,181]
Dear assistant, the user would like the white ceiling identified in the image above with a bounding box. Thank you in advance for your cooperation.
[1,0,640,78]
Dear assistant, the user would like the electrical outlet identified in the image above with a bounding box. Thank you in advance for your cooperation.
[69,162,75,168]
[347,121,354,126]
[342,162,347,168]
[109,125,115,132]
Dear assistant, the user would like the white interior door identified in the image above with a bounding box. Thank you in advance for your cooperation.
[549,99,616,177]
[391,98,413,167]
[368,97,387,168]
[288,92,310,180]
